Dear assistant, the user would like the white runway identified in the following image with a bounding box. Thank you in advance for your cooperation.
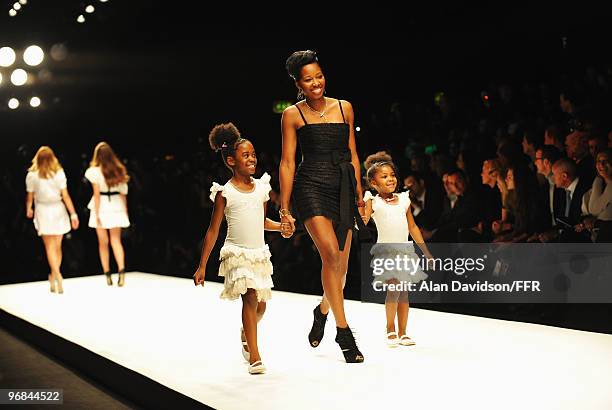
[1,272,611,410]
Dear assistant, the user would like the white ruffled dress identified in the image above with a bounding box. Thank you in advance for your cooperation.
[209,173,274,302]
[84,167,130,229]
[364,191,428,285]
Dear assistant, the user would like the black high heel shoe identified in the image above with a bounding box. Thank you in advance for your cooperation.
[104,271,113,286]
[117,269,125,287]
[335,326,364,363]
[308,304,328,347]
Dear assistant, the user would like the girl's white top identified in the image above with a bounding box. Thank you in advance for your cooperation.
[364,191,412,243]
[210,173,272,249]
[84,166,128,211]
[25,169,67,203]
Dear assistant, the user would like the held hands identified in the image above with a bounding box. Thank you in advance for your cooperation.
[279,209,296,238]
[193,268,205,287]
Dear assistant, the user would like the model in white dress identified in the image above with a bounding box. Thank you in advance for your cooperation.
[26,169,72,236]
[364,190,428,285]
[84,166,130,229]
[209,173,274,302]
[25,146,80,294]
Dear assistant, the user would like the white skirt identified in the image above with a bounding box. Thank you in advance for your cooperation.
[218,243,274,302]
[34,201,70,236]
[88,210,130,229]
[370,242,428,285]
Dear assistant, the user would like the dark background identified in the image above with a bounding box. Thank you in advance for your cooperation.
[1,3,611,332]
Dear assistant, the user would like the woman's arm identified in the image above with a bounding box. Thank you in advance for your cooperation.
[61,188,79,229]
[193,192,226,285]
[407,207,434,259]
[343,100,364,204]
[26,192,34,219]
[279,107,298,233]
[91,183,102,226]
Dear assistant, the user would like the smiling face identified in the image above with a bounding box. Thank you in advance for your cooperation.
[370,164,397,194]
[596,151,611,179]
[227,140,257,176]
[296,63,325,100]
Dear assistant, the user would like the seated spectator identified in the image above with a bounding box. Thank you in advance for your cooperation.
[402,171,444,231]
[522,129,544,162]
[422,169,481,242]
[543,123,566,153]
[587,134,607,159]
[576,149,612,242]
[566,130,596,185]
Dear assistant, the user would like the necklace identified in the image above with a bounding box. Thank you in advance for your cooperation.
[304,98,327,119]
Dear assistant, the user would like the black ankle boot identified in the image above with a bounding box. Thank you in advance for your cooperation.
[335,326,364,363]
[104,271,113,286]
[308,304,328,347]
[118,269,125,287]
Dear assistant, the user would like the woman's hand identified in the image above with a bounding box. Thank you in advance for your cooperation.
[96,216,102,228]
[193,267,206,286]
[70,214,79,230]
[26,208,33,219]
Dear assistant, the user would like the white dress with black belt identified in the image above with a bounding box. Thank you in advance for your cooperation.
[85,166,130,229]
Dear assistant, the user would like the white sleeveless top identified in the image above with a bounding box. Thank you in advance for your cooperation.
[210,173,272,249]
[364,191,412,243]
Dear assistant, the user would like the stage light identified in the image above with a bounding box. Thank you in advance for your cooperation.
[8,98,19,109]
[30,96,41,107]
[19,0,27,4]
[77,14,85,23]
[23,45,44,66]
[0,47,16,66]
[9,8,17,16]
[85,5,95,13]
[355,126,361,132]
[13,2,21,10]
[11,68,28,86]
[99,0,108,2]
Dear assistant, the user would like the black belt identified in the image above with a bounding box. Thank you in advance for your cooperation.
[302,150,370,250]
[101,191,120,202]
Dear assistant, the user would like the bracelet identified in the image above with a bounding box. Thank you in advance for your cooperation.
[70,213,78,220]
[279,208,292,218]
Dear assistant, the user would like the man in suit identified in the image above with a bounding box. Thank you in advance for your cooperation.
[534,145,565,231]
[422,169,481,242]
[402,171,443,231]
[548,158,592,242]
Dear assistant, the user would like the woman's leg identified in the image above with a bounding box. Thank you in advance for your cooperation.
[241,289,261,364]
[42,235,60,292]
[320,229,352,314]
[109,228,125,271]
[303,217,347,327]
[95,228,111,273]
[54,235,64,293]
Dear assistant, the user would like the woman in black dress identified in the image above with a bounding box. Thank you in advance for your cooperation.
[279,50,367,363]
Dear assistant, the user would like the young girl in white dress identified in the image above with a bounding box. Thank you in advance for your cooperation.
[85,142,130,287]
[361,152,433,347]
[193,123,288,375]
[25,146,80,294]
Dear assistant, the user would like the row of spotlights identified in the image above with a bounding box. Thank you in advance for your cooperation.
[8,97,41,109]
[0,45,44,67]
[0,69,29,86]
[77,1,109,23]
[8,0,27,17]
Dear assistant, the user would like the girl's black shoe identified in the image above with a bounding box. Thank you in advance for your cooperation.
[335,326,364,363]
[308,304,328,347]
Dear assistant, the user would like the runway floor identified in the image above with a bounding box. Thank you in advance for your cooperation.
[1,272,611,410]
